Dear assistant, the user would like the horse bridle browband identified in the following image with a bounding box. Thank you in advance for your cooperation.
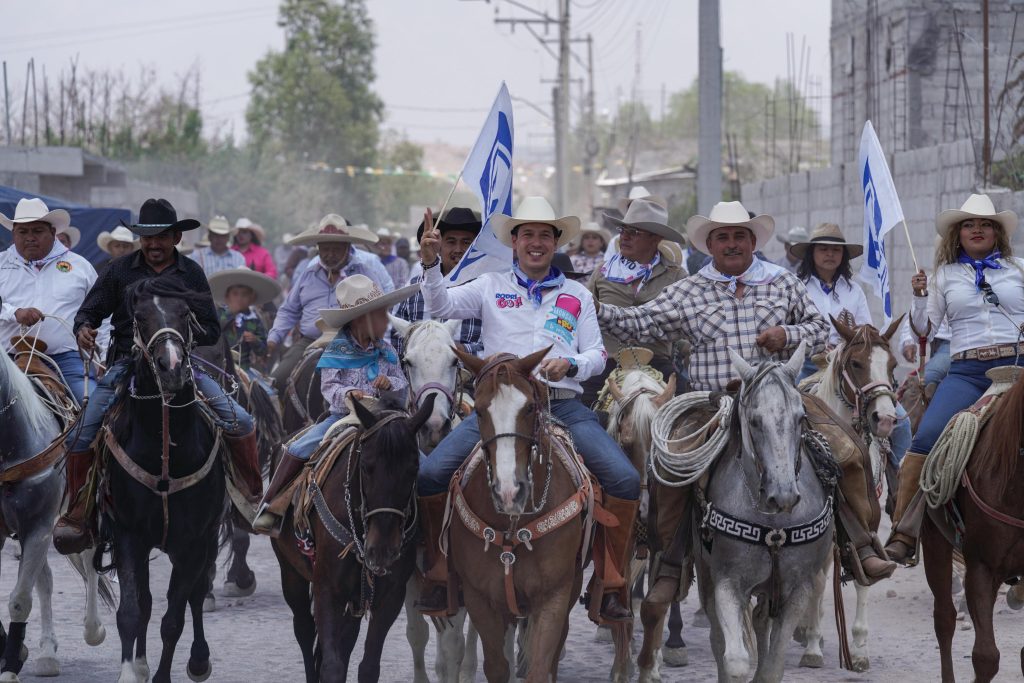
[834,328,897,436]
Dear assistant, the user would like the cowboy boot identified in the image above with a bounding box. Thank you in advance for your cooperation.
[835,496,897,586]
[415,493,450,614]
[598,495,640,622]
[252,453,306,533]
[884,452,927,564]
[224,429,263,504]
[53,449,97,556]
[647,485,692,605]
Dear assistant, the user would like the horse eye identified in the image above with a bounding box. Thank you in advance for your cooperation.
[524,403,535,415]
[850,360,862,369]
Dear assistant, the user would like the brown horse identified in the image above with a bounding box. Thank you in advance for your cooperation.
[921,369,1024,683]
[448,348,592,683]
[896,369,934,435]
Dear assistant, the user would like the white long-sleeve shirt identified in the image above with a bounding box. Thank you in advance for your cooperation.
[421,265,607,394]
[0,243,97,354]
[803,275,873,346]
[911,258,1024,357]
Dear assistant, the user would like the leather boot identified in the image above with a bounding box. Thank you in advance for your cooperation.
[252,453,306,533]
[598,495,640,622]
[415,493,450,614]
[224,430,263,504]
[884,452,927,564]
[836,496,897,586]
[53,449,97,555]
[647,485,691,605]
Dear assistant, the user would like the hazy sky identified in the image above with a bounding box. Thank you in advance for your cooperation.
[5,1,831,155]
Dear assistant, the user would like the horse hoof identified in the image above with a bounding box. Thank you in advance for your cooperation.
[799,653,824,668]
[85,624,107,646]
[222,580,256,598]
[0,672,20,683]
[33,655,60,677]
[133,657,150,682]
[638,666,662,683]
[662,646,688,667]
[594,625,613,643]
[851,656,870,672]
[202,595,216,613]
[1007,584,1024,610]
[186,659,212,682]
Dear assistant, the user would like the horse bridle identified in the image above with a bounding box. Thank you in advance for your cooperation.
[131,316,200,406]
[736,361,804,490]
[834,328,897,436]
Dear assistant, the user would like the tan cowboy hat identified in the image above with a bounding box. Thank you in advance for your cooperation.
[579,221,611,248]
[0,198,71,233]
[57,225,81,249]
[605,197,685,244]
[234,217,266,242]
[97,226,140,254]
[288,214,378,247]
[207,216,233,236]
[616,186,654,214]
[685,201,775,256]
[208,268,282,307]
[790,223,864,259]
[492,196,580,248]
[658,240,684,265]
[318,275,420,328]
[935,193,1018,237]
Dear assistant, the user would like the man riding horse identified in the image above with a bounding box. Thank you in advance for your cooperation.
[54,198,263,555]
[595,200,897,604]
[416,196,642,622]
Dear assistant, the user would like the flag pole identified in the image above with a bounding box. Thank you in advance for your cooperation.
[900,218,920,273]
[433,171,464,225]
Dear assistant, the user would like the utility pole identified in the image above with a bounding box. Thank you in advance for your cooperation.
[697,0,723,214]
[584,34,597,214]
[982,0,991,187]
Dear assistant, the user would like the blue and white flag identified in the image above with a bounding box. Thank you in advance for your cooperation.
[446,82,515,286]
[856,120,905,324]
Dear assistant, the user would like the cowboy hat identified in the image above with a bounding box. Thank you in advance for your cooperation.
[124,198,199,236]
[616,189,665,216]
[97,226,140,254]
[935,193,1018,237]
[685,201,775,256]
[551,252,589,279]
[318,274,420,328]
[0,198,71,233]
[56,225,81,249]
[416,206,482,243]
[207,216,233,236]
[492,196,580,248]
[234,218,266,242]
[790,223,864,259]
[605,197,685,244]
[777,224,810,245]
[288,214,377,247]
[208,268,283,307]
[658,240,684,265]
[579,221,611,249]
[375,227,393,240]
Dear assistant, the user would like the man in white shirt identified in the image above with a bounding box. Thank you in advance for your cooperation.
[415,197,640,622]
[189,215,246,276]
[0,198,98,404]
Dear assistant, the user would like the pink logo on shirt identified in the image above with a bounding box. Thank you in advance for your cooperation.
[495,292,523,308]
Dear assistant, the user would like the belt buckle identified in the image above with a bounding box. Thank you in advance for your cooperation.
[978,346,1000,361]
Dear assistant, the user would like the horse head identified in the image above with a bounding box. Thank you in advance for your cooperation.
[607,371,676,464]
[390,315,462,453]
[129,281,199,397]
[350,394,436,575]
[455,346,549,516]
[830,314,904,439]
[729,342,808,514]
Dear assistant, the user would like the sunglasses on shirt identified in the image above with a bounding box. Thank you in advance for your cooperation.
[979,278,1000,306]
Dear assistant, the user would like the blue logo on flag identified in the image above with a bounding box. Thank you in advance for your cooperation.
[862,161,891,318]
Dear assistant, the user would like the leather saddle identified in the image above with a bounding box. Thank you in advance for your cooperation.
[9,338,78,424]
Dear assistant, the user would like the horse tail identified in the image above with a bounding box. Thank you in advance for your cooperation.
[972,375,1024,500]
[248,380,285,477]
[64,553,118,611]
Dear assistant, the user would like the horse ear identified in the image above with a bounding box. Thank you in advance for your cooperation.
[728,347,756,383]
[653,374,677,408]
[881,313,906,342]
[389,314,412,339]
[607,378,625,403]
[783,340,808,380]
[830,314,856,342]
[351,398,377,429]
[453,346,485,376]
[409,392,437,434]
[518,346,552,375]
[443,319,462,340]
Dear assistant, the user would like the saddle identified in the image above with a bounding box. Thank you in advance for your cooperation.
[291,425,360,547]
[10,338,78,423]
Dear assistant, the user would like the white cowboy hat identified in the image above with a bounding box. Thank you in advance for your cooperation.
[208,268,282,307]
[579,221,612,248]
[616,189,662,215]
[777,225,810,245]
[318,275,420,328]
[207,216,233,236]
[491,196,580,248]
[288,214,378,247]
[685,201,775,256]
[375,227,393,239]
[0,198,71,233]
[57,225,81,249]
[790,223,864,259]
[605,197,685,244]
[935,193,1018,237]
[234,217,266,242]
[97,226,140,254]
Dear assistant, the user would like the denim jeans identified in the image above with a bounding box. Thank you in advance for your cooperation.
[287,413,343,460]
[797,356,819,383]
[67,361,254,451]
[418,398,641,500]
[910,357,1019,455]
[923,338,952,386]
[50,350,96,406]
[889,403,912,467]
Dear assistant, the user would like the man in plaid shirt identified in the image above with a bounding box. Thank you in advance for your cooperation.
[598,201,897,602]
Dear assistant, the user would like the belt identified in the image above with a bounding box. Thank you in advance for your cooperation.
[547,387,578,401]
[951,343,1020,361]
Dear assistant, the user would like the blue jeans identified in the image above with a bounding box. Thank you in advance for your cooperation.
[923,339,952,386]
[67,361,254,451]
[797,356,819,383]
[418,398,641,500]
[889,403,911,467]
[50,350,96,406]
[287,413,343,460]
[910,357,1019,455]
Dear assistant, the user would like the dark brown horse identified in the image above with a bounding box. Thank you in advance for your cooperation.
[449,348,591,683]
[922,368,1024,682]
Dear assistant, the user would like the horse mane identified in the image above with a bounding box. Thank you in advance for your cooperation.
[971,372,1024,498]
[608,370,664,449]
[126,277,211,318]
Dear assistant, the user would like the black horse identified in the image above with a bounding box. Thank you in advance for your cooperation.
[272,394,435,683]
[98,280,226,683]
[281,347,326,436]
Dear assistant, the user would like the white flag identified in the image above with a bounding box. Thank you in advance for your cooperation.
[445,83,515,286]
[856,120,905,324]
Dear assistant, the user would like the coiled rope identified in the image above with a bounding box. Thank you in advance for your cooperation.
[920,410,979,508]
[650,391,733,488]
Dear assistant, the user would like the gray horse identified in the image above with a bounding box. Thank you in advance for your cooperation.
[0,350,110,682]
[697,343,834,683]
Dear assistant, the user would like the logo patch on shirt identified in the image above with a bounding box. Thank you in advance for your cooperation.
[495,292,523,309]
[543,294,581,344]
[56,260,72,273]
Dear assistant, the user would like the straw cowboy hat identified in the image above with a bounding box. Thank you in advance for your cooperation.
[777,225,810,245]
[234,217,265,242]
[207,216,233,236]
[0,198,71,233]
[97,226,140,254]
[375,227,394,240]
[605,197,685,244]
[57,225,81,249]
[935,193,1018,237]
[790,223,864,259]
[492,196,580,248]
[416,206,482,243]
[208,268,282,307]
[288,214,377,247]
[685,200,775,256]
[318,274,420,328]
[124,198,199,237]
[658,240,684,265]
[579,222,611,249]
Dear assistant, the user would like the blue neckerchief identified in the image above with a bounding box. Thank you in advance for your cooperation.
[957,249,1002,289]
[316,330,397,380]
[513,264,566,307]
[820,279,833,295]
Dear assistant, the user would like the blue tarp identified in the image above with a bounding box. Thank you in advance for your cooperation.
[0,185,131,266]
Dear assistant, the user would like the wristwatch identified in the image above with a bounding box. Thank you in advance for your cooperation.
[565,357,579,378]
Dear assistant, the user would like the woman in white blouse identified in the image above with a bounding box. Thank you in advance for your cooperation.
[886,194,1024,564]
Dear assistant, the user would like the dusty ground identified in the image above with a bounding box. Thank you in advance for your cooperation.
[0,518,1021,682]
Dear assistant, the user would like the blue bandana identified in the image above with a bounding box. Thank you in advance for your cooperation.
[957,249,1002,289]
[513,264,566,307]
[317,330,397,380]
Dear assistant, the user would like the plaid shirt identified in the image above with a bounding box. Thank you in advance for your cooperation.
[189,247,246,276]
[597,270,828,391]
[391,274,484,356]
[218,305,268,370]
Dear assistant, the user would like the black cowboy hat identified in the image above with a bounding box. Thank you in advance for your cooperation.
[416,206,483,243]
[123,198,200,237]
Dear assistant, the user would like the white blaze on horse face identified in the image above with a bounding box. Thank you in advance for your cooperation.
[405,323,457,433]
[868,346,896,437]
[151,295,182,371]
[488,384,528,509]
